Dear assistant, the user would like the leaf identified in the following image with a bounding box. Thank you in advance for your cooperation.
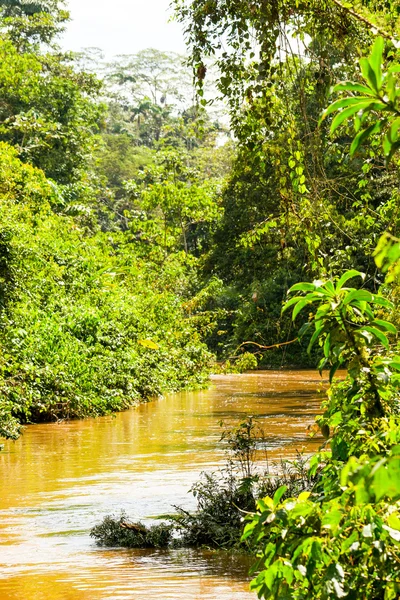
[371,319,397,334]
[388,359,400,371]
[336,270,364,292]
[282,295,305,314]
[374,233,400,271]
[289,282,316,292]
[372,457,400,500]
[332,82,377,96]
[323,333,331,358]
[330,101,376,134]
[350,122,381,156]
[292,298,311,321]
[371,296,393,309]
[320,96,377,124]
[343,289,374,305]
[389,117,400,142]
[273,485,287,507]
[329,362,340,383]
[307,325,324,355]
[138,339,160,350]
[368,37,384,91]
[360,57,379,92]
[298,491,311,501]
[359,326,389,349]
[330,411,342,427]
[387,513,400,531]
[387,140,400,162]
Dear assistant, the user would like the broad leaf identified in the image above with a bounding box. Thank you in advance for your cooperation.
[307,325,324,354]
[330,101,376,134]
[336,270,364,292]
[368,37,384,91]
[359,326,389,349]
[332,82,377,96]
[372,319,397,334]
[350,122,381,156]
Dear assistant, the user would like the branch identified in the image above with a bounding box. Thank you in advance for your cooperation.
[331,0,397,43]
[236,338,299,351]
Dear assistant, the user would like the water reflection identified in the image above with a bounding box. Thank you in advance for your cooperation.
[0,371,326,599]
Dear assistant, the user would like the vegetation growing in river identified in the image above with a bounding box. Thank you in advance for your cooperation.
[91,418,314,551]
[90,512,172,549]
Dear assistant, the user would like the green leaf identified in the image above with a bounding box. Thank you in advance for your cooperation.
[359,326,389,349]
[388,359,400,371]
[329,362,340,383]
[332,82,377,96]
[387,140,400,162]
[369,296,393,309]
[343,289,374,305]
[388,117,400,142]
[292,298,311,321]
[360,57,379,92]
[373,458,400,500]
[336,270,364,292]
[289,282,316,293]
[374,234,400,271]
[273,485,287,507]
[320,96,377,125]
[330,101,376,134]
[307,325,324,355]
[350,122,382,156]
[371,319,397,334]
[298,322,312,338]
[368,37,384,91]
[323,333,331,358]
[282,296,305,314]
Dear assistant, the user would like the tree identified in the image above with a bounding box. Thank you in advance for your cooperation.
[244,39,400,600]
[0,0,68,47]
[0,35,104,186]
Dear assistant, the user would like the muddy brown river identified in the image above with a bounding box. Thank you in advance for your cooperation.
[0,371,326,599]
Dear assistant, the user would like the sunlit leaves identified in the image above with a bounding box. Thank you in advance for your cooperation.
[320,36,400,160]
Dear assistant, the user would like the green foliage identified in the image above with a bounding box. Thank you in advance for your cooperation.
[91,419,314,552]
[245,266,400,599]
[218,352,258,374]
[171,2,400,367]
[321,37,400,160]
[0,141,211,438]
[90,512,172,549]
[0,37,103,185]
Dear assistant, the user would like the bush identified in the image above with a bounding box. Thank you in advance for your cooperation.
[0,142,212,438]
[90,418,314,552]
[90,512,172,548]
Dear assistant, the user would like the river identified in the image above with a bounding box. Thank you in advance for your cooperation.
[0,370,325,599]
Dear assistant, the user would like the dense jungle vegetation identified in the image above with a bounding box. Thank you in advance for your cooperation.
[0,0,223,439]
[4,0,400,598]
[170,0,400,598]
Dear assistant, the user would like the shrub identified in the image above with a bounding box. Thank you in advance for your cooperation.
[90,512,172,548]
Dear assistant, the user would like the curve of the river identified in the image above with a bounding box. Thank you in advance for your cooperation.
[0,370,326,599]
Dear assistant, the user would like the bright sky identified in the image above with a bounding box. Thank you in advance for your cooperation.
[62,0,187,57]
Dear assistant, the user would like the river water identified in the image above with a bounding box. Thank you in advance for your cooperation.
[0,371,325,599]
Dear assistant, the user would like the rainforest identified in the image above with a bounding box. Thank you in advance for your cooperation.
[2,0,400,598]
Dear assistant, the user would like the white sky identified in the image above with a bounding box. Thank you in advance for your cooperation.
[61,0,187,57]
